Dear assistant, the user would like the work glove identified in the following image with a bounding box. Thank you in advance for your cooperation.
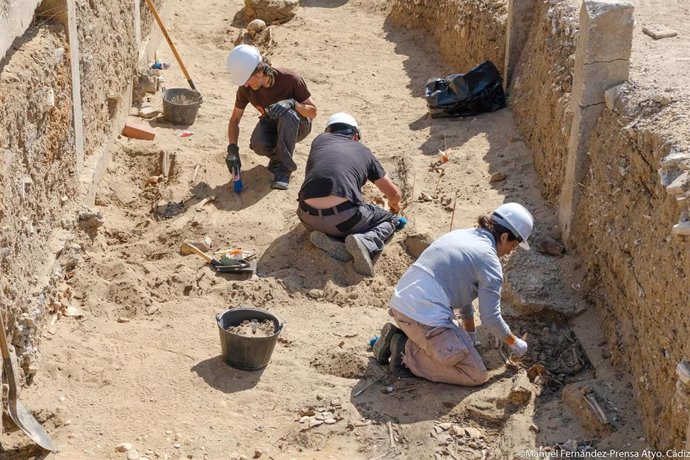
[226,144,243,193]
[266,99,296,120]
[226,144,241,174]
[468,331,481,348]
[509,337,528,357]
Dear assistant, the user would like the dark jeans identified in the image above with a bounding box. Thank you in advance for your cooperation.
[297,203,397,255]
[249,109,311,175]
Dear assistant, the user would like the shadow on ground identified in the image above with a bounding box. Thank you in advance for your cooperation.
[192,356,265,393]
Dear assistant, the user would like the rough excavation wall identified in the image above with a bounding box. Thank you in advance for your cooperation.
[0,23,74,379]
[571,88,690,450]
[0,0,162,382]
[390,0,690,449]
[76,0,138,159]
[509,0,578,204]
[390,0,507,75]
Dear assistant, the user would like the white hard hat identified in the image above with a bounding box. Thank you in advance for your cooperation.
[226,45,262,86]
[491,202,534,249]
[326,112,358,129]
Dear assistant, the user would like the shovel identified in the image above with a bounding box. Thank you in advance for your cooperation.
[0,316,53,451]
[180,242,252,273]
[144,0,199,92]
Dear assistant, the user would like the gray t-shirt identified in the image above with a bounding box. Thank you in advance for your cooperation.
[390,227,511,339]
[298,132,386,205]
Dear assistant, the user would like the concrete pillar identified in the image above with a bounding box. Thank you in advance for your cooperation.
[67,0,85,174]
[503,0,537,93]
[558,0,634,244]
[0,0,42,61]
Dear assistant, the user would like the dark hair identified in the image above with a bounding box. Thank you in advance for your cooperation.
[252,57,273,77]
[325,122,360,139]
[477,215,519,242]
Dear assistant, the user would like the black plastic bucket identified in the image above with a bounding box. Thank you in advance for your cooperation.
[162,88,202,125]
[216,307,282,371]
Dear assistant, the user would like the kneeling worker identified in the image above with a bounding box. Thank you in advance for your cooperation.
[373,203,534,385]
[297,113,403,277]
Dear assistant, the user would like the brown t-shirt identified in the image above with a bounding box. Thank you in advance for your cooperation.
[234,68,311,116]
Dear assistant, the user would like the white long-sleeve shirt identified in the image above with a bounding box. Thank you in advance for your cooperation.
[390,227,511,339]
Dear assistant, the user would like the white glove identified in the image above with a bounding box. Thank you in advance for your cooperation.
[509,337,528,357]
[468,331,481,347]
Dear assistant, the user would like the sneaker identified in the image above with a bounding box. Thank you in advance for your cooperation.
[345,234,374,276]
[389,333,413,377]
[271,174,290,190]
[309,231,351,262]
[372,322,402,364]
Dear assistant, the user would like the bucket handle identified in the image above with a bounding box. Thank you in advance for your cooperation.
[216,308,283,332]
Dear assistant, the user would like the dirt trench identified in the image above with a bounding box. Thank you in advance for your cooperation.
[2,0,647,458]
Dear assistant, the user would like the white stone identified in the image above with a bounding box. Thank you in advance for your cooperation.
[604,83,625,111]
[116,442,133,452]
[666,171,689,196]
[672,222,690,236]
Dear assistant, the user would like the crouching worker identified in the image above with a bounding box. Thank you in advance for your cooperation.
[226,44,317,190]
[373,203,534,385]
[297,112,403,277]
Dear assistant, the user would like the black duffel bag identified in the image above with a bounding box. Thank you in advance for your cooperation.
[424,60,506,118]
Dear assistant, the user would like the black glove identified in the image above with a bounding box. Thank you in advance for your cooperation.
[266,99,296,120]
[226,143,241,175]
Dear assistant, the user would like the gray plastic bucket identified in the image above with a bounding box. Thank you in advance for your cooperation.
[162,88,202,125]
[216,307,282,371]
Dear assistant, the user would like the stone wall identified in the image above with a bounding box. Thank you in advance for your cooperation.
[571,87,690,449]
[0,0,164,382]
[390,0,690,449]
[509,0,578,204]
[0,22,74,380]
[390,0,507,75]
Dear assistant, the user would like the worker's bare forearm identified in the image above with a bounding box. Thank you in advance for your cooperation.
[296,97,317,119]
[227,119,240,145]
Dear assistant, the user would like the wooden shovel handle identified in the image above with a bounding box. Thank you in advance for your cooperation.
[144,0,197,91]
[180,242,214,263]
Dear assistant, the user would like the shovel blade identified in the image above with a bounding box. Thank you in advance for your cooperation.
[8,399,53,451]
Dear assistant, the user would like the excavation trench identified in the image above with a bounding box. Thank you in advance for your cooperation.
[4,0,689,458]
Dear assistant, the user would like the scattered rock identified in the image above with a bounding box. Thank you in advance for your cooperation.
[126,450,141,460]
[536,236,565,256]
[116,442,133,452]
[451,425,483,439]
[253,450,262,459]
[138,106,160,119]
[404,232,434,259]
[244,0,299,24]
[642,24,677,40]
[489,172,506,182]
[507,374,533,406]
[78,208,105,234]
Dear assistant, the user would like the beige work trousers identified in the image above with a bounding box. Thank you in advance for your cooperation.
[391,309,488,386]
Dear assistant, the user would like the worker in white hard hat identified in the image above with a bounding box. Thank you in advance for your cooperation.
[225,44,317,190]
[372,202,534,385]
[296,112,403,277]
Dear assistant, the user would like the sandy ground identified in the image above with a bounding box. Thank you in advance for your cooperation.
[8,0,688,458]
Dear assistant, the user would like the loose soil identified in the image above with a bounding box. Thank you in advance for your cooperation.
[227,319,276,338]
[7,0,689,458]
